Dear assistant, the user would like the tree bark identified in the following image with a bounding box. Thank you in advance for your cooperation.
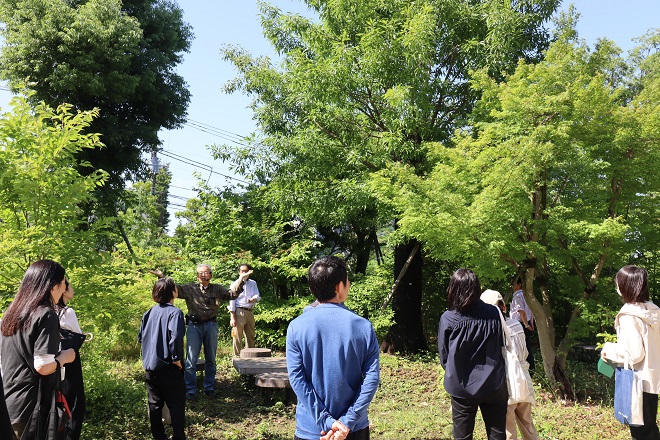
[354,229,371,274]
[380,239,428,354]
[523,262,575,400]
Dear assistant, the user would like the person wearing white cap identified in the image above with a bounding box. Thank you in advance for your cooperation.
[481,289,538,440]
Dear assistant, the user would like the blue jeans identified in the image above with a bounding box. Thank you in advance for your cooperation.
[184,321,218,394]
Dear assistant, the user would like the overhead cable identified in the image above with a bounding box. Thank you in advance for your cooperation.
[159,149,250,184]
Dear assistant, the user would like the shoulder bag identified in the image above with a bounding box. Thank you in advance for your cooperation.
[614,356,644,426]
[498,311,532,402]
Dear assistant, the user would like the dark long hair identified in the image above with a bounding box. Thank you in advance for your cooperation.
[1,260,66,336]
[447,268,482,312]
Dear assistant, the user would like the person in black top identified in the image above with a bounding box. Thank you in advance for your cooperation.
[57,279,87,440]
[0,370,12,440]
[1,259,76,439]
[438,268,507,440]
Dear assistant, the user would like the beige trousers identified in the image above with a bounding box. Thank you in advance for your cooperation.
[506,402,539,440]
[232,308,256,356]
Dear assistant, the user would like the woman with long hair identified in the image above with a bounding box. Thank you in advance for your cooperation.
[602,265,660,439]
[1,260,76,439]
[439,268,507,440]
[56,279,86,440]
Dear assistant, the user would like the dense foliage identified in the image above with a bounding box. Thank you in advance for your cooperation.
[0,2,657,433]
[0,96,109,302]
[0,0,193,212]
[217,0,561,354]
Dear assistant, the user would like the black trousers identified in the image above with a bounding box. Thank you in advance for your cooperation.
[630,392,660,440]
[450,382,508,440]
[145,365,186,440]
[294,427,369,440]
[60,355,85,440]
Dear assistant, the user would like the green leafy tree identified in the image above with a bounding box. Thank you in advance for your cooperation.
[118,165,172,249]
[0,0,192,213]
[372,27,660,393]
[218,0,559,353]
[168,183,321,346]
[172,183,316,293]
[0,95,108,300]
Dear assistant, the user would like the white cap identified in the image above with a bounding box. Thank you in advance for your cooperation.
[481,289,503,305]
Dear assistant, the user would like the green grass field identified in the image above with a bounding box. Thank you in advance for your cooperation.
[79,341,633,440]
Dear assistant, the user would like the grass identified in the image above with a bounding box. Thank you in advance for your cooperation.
[80,342,634,439]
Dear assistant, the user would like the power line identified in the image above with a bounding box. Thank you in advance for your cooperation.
[184,118,254,148]
[169,194,189,202]
[170,184,199,192]
[159,149,250,184]
[188,118,248,141]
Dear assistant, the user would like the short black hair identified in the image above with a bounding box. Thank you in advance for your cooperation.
[616,265,649,304]
[152,277,177,304]
[237,263,252,272]
[447,268,482,312]
[308,256,347,302]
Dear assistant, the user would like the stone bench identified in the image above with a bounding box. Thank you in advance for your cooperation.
[255,371,290,388]
[231,350,293,404]
[255,371,294,404]
[240,348,272,358]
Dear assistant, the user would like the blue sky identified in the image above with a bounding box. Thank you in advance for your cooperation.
[1,0,658,229]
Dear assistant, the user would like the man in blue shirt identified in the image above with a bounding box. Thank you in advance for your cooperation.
[286,256,380,440]
[139,277,186,440]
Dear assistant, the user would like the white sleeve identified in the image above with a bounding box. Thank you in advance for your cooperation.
[603,315,645,366]
[60,307,83,334]
[34,353,56,369]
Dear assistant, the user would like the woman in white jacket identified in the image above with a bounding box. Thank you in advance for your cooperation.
[482,289,538,440]
[602,265,660,439]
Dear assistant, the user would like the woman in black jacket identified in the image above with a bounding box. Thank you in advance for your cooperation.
[57,280,87,440]
[438,268,507,440]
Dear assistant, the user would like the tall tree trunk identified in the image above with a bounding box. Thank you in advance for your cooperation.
[354,229,371,274]
[527,264,575,400]
[380,239,427,354]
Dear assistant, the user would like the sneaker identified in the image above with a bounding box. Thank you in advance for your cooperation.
[186,393,196,401]
[204,390,215,398]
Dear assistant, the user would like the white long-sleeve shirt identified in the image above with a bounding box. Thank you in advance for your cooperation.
[228,279,260,312]
[510,289,533,325]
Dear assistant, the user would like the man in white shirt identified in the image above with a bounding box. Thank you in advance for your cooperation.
[229,264,260,357]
